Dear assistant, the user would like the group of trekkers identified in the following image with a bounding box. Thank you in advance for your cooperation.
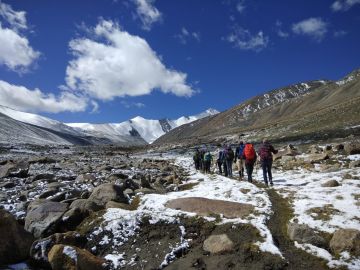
[193,139,278,187]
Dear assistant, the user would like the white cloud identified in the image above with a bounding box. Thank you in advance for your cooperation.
[65,19,194,101]
[0,80,88,113]
[226,26,269,52]
[121,101,145,108]
[175,27,200,44]
[275,20,289,38]
[0,1,27,30]
[0,23,40,72]
[236,1,246,13]
[0,3,39,72]
[331,0,360,11]
[132,0,162,30]
[334,30,347,37]
[292,18,328,41]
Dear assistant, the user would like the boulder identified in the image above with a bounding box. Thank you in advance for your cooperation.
[304,153,329,164]
[0,210,34,265]
[344,141,360,155]
[349,160,360,169]
[48,244,106,270]
[75,174,96,184]
[141,175,152,188]
[29,156,57,164]
[0,160,29,178]
[88,183,128,207]
[62,208,90,230]
[0,181,15,189]
[287,223,326,248]
[30,231,87,267]
[25,200,68,238]
[166,197,254,219]
[321,180,340,187]
[203,234,234,254]
[33,173,55,181]
[70,199,103,212]
[308,145,323,154]
[330,229,360,256]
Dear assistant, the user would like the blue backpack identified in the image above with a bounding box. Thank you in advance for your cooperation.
[236,144,245,158]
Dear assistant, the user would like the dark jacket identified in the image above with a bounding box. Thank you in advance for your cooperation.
[258,142,278,161]
[235,144,245,161]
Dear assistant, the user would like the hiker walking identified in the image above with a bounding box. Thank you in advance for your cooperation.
[217,148,224,174]
[225,145,235,177]
[222,146,228,177]
[199,148,206,172]
[242,142,257,182]
[204,151,213,174]
[193,148,201,170]
[258,139,278,186]
[234,141,245,180]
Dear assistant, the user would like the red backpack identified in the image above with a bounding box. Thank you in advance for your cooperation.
[244,144,256,160]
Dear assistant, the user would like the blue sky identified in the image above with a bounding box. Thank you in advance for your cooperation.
[0,0,359,123]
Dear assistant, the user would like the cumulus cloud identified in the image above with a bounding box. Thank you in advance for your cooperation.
[121,101,145,108]
[175,27,200,44]
[0,1,27,30]
[0,24,40,72]
[331,0,360,11]
[65,19,194,101]
[236,1,246,13]
[132,0,162,30]
[292,18,328,41]
[0,3,39,72]
[0,80,88,113]
[226,26,269,52]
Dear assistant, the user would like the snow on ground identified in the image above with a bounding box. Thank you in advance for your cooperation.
[251,154,360,269]
[98,152,282,268]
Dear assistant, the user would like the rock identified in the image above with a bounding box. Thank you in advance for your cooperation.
[0,181,15,188]
[88,183,128,207]
[349,160,360,168]
[308,145,323,154]
[75,174,96,183]
[70,199,103,212]
[134,188,156,195]
[29,156,57,164]
[281,156,296,163]
[141,175,152,188]
[304,153,329,164]
[287,223,326,248]
[335,144,344,151]
[33,173,55,181]
[39,189,59,199]
[0,209,34,265]
[166,197,254,219]
[321,180,340,187]
[106,201,133,210]
[48,244,106,270]
[203,234,234,254]
[62,208,90,230]
[330,229,360,256]
[108,172,128,180]
[30,232,87,267]
[0,160,29,178]
[344,141,360,155]
[25,200,68,238]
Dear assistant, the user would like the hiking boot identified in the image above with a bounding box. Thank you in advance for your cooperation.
[270,181,273,186]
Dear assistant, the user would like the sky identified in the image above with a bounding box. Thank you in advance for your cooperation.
[0,0,359,123]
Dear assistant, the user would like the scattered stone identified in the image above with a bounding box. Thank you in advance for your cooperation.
[287,223,327,248]
[0,209,34,265]
[203,234,234,254]
[349,160,360,169]
[75,174,96,183]
[48,244,106,270]
[321,180,340,187]
[88,183,128,207]
[25,200,68,238]
[305,154,329,164]
[0,160,29,178]
[0,181,15,189]
[70,199,104,212]
[166,197,254,219]
[29,156,57,164]
[344,141,360,155]
[330,229,360,256]
[33,173,55,181]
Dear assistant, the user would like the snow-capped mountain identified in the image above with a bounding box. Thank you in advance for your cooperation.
[67,108,219,144]
[0,104,219,145]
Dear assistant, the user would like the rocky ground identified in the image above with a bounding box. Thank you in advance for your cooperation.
[0,140,359,270]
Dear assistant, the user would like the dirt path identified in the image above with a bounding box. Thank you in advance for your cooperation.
[265,188,330,270]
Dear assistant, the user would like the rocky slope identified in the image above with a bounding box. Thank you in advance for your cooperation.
[154,69,360,147]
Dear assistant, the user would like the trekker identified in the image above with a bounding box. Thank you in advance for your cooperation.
[234,141,245,180]
[242,142,257,182]
[217,148,224,174]
[193,148,201,170]
[258,139,278,186]
[199,148,206,172]
[222,146,228,177]
[225,146,235,177]
[204,151,213,174]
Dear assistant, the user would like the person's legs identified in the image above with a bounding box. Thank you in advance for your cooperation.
[223,162,228,177]
[240,159,245,178]
[227,160,233,177]
[267,160,273,185]
[217,161,222,174]
[262,161,268,186]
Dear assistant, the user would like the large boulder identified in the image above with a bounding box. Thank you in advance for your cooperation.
[30,231,87,267]
[349,160,360,169]
[88,183,128,207]
[303,153,329,164]
[0,160,29,178]
[203,234,234,254]
[25,200,68,238]
[0,209,34,265]
[287,223,327,248]
[48,244,107,270]
[344,141,360,155]
[166,197,254,219]
[70,199,104,212]
[75,174,96,184]
[330,229,360,256]
[321,180,340,187]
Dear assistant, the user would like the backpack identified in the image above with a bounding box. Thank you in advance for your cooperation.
[236,144,245,158]
[244,144,256,160]
[225,149,234,161]
[259,144,272,160]
[205,153,212,161]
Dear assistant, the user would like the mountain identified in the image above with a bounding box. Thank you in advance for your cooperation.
[0,104,218,146]
[66,108,219,144]
[154,68,360,146]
